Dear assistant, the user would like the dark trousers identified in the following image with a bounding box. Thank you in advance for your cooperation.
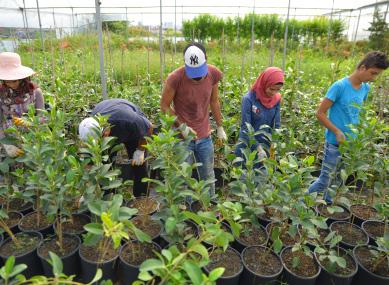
[125,143,148,197]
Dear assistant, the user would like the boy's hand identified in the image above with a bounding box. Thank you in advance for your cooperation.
[335,130,346,144]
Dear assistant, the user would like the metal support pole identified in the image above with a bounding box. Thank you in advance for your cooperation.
[159,0,164,90]
[71,7,75,35]
[384,2,389,22]
[36,0,45,51]
[52,8,57,38]
[125,7,129,41]
[353,9,361,42]
[95,0,107,99]
[174,0,177,57]
[237,7,240,44]
[249,0,255,82]
[347,10,353,40]
[326,0,335,51]
[282,0,291,71]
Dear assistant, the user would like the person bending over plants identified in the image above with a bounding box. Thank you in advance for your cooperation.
[235,67,284,168]
[0,52,44,157]
[79,98,153,197]
[307,51,389,203]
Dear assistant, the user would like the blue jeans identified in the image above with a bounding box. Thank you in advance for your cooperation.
[308,142,341,203]
[186,136,215,197]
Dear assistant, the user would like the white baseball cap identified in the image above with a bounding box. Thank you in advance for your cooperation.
[78,117,101,141]
[184,44,208,79]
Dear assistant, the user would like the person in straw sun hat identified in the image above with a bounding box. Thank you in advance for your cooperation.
[0,52,44,157]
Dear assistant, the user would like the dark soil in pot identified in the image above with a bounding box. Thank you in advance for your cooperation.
[0,198,33,214]
[362,220,386,244]
[354,245,389,278]
[129,215,162,241]
[0,231,43,277]
[60,214,90,235]
[204,247,243,281]
[282,247,319,278]
[18,211,53,235]
[120,241,160,267]
[4,211,22,234]
[234,222,267,252]
[242,246,282,276]
[316,204,351,223]
[190,200,217,213]
[127,196,159,215]
[79,242,117,263]
[266,223,301,247]
[257,206,283,226]
[330,221,368,249]
[37,234,81,276]
[38,235,79,258]
[350,204,381,225]
[0,231,41,257]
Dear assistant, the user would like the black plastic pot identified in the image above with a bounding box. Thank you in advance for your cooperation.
[0,231,43,278]
[350,204,382,226]
[79,244,118,284]
[233,223,268,253]
[240,245,283,285]
[352,245,389,285]
[315,204,351,226]
[18,211,53,237]
[204,247,243,285]
[314,246,358,285]
[37,234,81,277]
[361,220,386,246]
[280,246,320,285]
[329,221,369,249]
[117,241,161,285]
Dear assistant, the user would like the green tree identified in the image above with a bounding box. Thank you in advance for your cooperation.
[367,8,389,50]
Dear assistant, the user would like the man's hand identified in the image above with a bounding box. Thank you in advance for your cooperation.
[2,144,24,157]
[216,126,227,141]
[335,130,346,144]
[257,145,267,161]
[132,149,145,166]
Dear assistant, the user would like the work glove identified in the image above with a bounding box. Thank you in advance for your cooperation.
[181,125,197,139]
[12,116,31,128]
[2,144,24,157]
[216,126,227,141]
[257,145,267,161]
[132,149,145,166]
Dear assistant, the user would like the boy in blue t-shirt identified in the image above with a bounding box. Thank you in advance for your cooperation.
[308,51,389,202]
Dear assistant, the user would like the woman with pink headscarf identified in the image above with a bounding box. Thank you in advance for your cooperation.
[235,67,284,167]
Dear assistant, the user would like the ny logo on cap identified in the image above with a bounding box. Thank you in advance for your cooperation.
[190,55,199,65]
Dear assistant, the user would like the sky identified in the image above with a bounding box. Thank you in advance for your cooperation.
[1,0,387,39]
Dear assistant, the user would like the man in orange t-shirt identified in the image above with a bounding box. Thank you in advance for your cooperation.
[160,42,227,196]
